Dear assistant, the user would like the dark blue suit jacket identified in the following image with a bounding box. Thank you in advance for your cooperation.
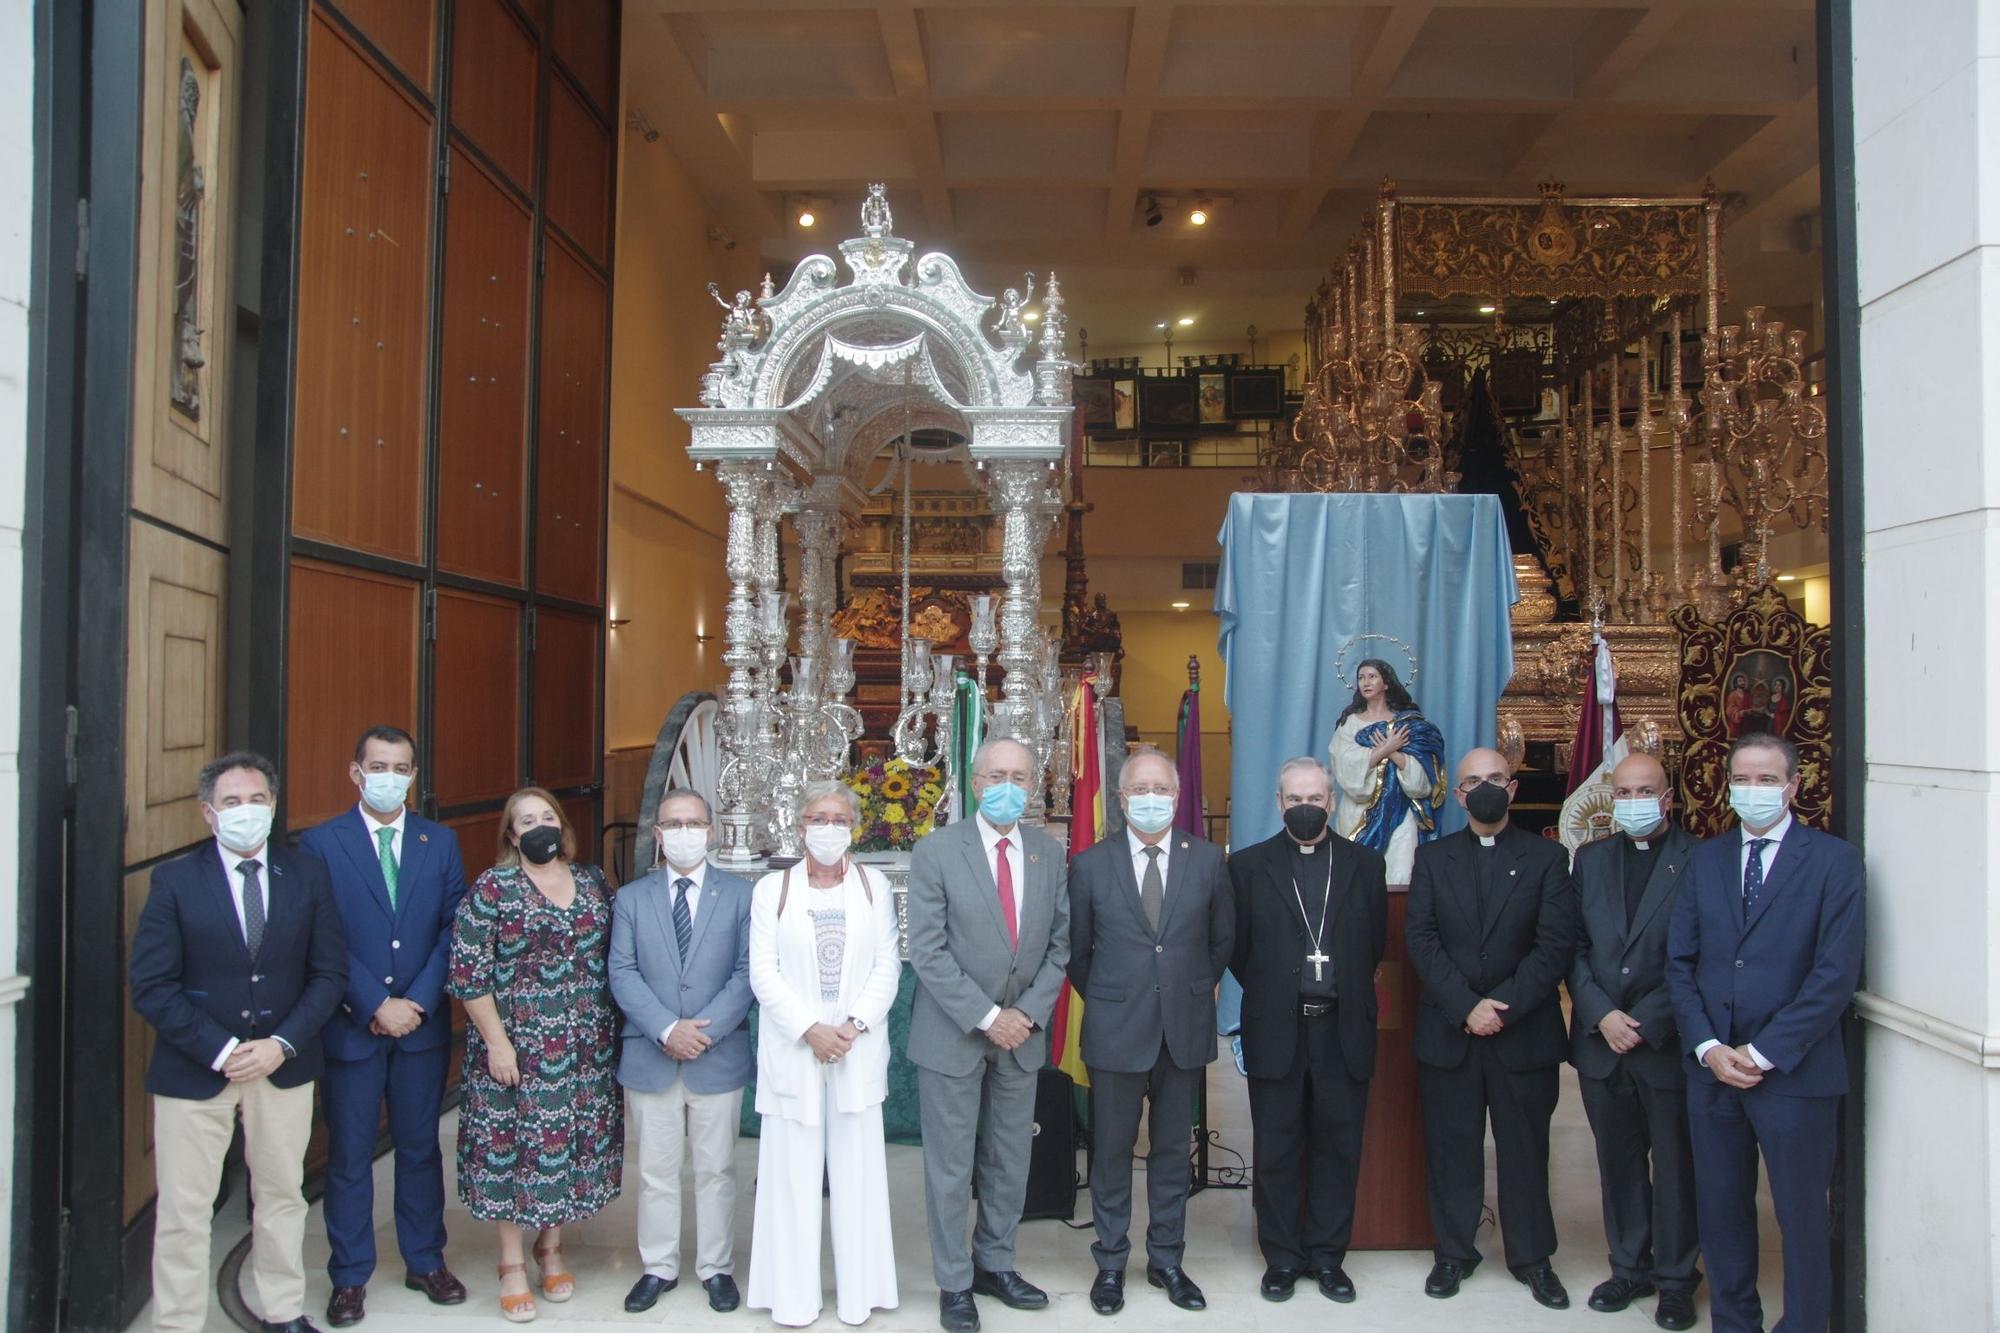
[1666,819,1864,1098]
[299,807,469,1061]
[129,841,348,1098]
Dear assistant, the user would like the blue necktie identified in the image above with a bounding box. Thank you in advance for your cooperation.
[1743,838,1772,914]
[673,877,694,962]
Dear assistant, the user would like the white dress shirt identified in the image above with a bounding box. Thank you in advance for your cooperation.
[1693,813,1795,1073]
[1128,827,1172,897]
[357,802,407,866]
[974,814,1028,1032]
[212,841,273,1071]
[660,859,711,1045]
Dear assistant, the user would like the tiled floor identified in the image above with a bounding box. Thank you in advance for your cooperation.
[158,1064,1780,1331]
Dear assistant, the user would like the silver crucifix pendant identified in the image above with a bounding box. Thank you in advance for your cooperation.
[1307,949,1330,981]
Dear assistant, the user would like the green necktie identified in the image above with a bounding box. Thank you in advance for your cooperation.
[377,826,399,908]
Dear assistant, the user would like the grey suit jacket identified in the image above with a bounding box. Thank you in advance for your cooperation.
[1067,832,1233,1074]
[609,864,755,1094]
[905,816,1071,1078]
[1567,824,1697,1084]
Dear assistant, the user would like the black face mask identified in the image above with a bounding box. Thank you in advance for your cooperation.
[1282,803,1329,842]
[519,825,563,865]
[1464,782,1511,825]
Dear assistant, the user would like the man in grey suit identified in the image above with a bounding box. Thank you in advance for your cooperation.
[1567,752,1700,1331]
[1067,750,1233,1315]
[907,736,1072,1333]
[608,788,755,1315]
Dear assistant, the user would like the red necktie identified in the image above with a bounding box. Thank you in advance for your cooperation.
[995,836,1019,952]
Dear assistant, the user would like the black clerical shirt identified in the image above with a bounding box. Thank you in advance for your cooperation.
[1473,835,1506,926]
[1288,838,1338,999]
[1621,833,1664,926]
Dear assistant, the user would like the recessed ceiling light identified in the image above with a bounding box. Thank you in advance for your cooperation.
[1776,574,1798,582]
[1178,317,1195,326]
[1157,322,1168,329]
[1189,206,1209,226]
[1024,310,1040,322]
[1478,304,1497,315]
[797,208,816,228]
[1171,601,1191,610]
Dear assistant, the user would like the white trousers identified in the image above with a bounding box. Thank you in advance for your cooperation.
[628,1081,743,1281]
[150,1080,315,1332]
[746,1078,899,1326]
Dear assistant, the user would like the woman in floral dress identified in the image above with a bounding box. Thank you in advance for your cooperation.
[449,786,623,1322]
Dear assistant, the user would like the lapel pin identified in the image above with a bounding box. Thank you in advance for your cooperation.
[1509,868,1517,876]
[420,833,429,843]
[1180,840,1189,849]
[1028,853,1039,864]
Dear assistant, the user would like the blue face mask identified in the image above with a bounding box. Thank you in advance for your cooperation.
[1729,784,1788,829]
[1125,792,1175,835]
[979,781,1028,826]
[1612,797,1662,838]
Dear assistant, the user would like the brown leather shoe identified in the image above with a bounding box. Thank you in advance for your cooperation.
[326,1285,365,1327]
[403,1268,468,1306]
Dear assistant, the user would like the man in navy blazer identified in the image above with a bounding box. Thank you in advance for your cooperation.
[130,751,346,1333]
[298,727,469,1326]
[1666,732,1864,1333]
[608,788,755,1315]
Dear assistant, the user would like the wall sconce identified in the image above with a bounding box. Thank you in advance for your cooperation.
[608,617,632,629]
[695,632,716,644]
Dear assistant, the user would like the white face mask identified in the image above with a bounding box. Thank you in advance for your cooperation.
[804,824,853,867]
[659,826,709,871]
[360,770,412,815]
[211,803,274,855]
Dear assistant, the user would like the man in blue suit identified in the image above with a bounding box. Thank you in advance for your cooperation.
[130,751,346,1333]
[1667,732,1864,1333]
[299,726,469,1326]
[609,788,755,1314]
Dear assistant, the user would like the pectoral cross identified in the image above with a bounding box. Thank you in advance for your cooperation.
[1306,948,1330,981]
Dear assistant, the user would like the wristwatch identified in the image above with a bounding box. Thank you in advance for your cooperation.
[849,1016,869,1034]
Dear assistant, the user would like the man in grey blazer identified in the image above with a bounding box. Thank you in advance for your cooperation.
[1067,750,1233,1315]
[1567,753,1700,1331]
[608,789,755,1315]
[907,737,1072,1333]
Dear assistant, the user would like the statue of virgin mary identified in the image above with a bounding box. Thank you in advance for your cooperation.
[1328,657,1445,884]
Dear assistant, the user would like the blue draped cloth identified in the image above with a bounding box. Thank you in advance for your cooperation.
[1350,710,1446,851]
[1216,493,1519,852]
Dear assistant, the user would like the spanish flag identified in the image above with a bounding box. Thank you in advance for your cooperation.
[1049,673,1104,1088]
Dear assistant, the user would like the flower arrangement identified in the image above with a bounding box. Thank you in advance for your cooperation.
[844,757,947,852]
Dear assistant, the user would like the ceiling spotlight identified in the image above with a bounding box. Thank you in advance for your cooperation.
[1178,317,1195,326]
[1188,198,1210,226]
[1143,195,1164,227]
[1415,309,1426,317]
[1478,304,1498,314]
[1157,321,1168,329]
[797,208,816,228]
[1171,601,1191,610]
[1776,573,1798,582]
[1024,310,1040,322]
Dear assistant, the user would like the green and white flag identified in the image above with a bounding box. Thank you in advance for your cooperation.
[950,670,984,823]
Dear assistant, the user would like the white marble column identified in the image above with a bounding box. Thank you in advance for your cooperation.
[1853,5,2000,1324]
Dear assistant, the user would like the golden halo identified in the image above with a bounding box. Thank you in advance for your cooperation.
[1333,633,1420,691]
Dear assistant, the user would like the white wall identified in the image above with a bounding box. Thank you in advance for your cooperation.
[0,0,31,1308]
[1853,3,2000,1324]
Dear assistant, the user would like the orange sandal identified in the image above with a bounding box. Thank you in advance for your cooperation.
[532,1241,575,1302]
[496,1262,537,1323]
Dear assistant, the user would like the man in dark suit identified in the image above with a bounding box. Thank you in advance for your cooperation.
[130,751,347,1333]
[1067,749,1233,1315]
[609,788,755,1315]
[907,737,1071,1333]
[1406,746,1578,1310]
[298,727,469,1326]
[1228,757,1386,1305]
[1568,752,1700,1330]
[1667,732,1863,1333]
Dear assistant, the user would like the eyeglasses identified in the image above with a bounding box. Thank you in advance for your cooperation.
[657,820,711,831]
[978,771,1030,786]
[802,815,855,828]
[1455,776,1510,794]
[1123,784,1176,798]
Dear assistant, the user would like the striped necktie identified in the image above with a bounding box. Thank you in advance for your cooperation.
[673,877,694,962]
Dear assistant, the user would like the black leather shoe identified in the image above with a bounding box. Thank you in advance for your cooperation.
[326,1286,364,1328]
[1588,1277,1656,1312]
[1516,1262,1570,1310]
[1147,1266,1206,1311]
[972,1268,1048,1310]
[1259,1267,1299,1301]
[1425,1260,1469,1299]
[704,1274,741,1313]
[403,1269,466,1305]
[1655,1289,1697,1330]
[263,1320,324,1333]
[1316,1266,1356,1303]
[1090,1269,1126,1315]
[940,1288,980,1332]
[625,1274,677,1312]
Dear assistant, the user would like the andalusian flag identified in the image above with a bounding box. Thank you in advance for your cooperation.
[949,670,984,823]
[1048,672,1104,1089]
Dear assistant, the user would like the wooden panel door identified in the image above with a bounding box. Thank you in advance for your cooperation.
[534,237,607,604]
[533,607,600,789]
[449,0,537,191]
[544,77,610,264]
[326,0,436,92]
[433,589,523,806]
[286,558,422,825]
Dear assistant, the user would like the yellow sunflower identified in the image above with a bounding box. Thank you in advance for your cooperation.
[882,804,907,824]
[881,771,913,799]
[918,781,944,805]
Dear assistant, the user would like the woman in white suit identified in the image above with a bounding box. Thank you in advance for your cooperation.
[746,780,903,1327]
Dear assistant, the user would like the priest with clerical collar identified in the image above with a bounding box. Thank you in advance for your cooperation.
[1564,753,1700,1330]
[1405,747,1579,1311]
[1226,757,1387,1306]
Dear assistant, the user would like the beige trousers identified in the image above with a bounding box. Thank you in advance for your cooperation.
[628,1081,743,1281]
[151,1079,315,1332]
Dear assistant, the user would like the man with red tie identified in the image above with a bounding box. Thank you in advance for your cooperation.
[906,738,1072,1333]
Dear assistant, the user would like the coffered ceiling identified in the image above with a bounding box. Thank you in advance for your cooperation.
[622,0,1826,348]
